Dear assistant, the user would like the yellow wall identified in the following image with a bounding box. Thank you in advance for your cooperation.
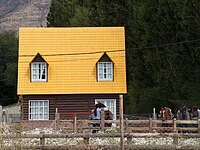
[18,27,127,95]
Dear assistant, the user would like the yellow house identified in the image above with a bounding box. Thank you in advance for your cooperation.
[18,27,126,121]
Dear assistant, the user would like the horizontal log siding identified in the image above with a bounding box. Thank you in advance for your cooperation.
[22,94,119,120]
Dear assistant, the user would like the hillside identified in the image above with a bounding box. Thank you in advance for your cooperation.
[0,0,51,32]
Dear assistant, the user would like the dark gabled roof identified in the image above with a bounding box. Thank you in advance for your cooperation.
[97,52,113,63]
[30,53,47,64]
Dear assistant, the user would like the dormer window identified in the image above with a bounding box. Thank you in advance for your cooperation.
[30,53,48,82]
[97,62,113,81]
[31,62,47,82]
[97,53,114,81]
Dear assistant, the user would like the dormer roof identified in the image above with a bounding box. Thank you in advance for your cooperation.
[97,52,113,63]
[31,53,47,63]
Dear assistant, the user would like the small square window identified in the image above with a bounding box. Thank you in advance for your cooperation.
[29,100,49,120]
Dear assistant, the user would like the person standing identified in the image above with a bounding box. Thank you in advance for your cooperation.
[92,104,101,133]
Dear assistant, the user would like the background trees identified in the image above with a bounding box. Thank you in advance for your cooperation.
[47,0,200,114]
[1,0,200,114]
[127,0,200,113]
[0,31,18,106]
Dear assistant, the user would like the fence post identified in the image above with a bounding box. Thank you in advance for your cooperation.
[119,95,124,150]
[173,134,178,145]
[74,115,77,133]
[55,108,59,130]
[149,118,152,132]
[0,106,2,124]
[125,118,129,132]
[152,108,157,128]
[2,110,7,125]
[173,118,177,132]
[100,109,105,132]
[84,137,89,144]
[9,117,12,126]
[127,133,132,145]
[173,118,178,145]
[40,133,45,148]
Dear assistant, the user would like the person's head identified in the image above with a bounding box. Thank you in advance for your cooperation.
[95,104,99,108]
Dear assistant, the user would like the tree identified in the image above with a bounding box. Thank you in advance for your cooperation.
[47,0,200,114]
[47,0,75,27]
[0,31,18,106]
[126,0,200,113]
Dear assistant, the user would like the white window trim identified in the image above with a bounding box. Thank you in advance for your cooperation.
[97,62,113,81]
[95,99,116,120]
[29,100,49,120]
[31,62,47,82]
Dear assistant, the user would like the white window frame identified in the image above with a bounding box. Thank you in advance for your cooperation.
[29,100,49,120]
[95,99,116,120]
[97,62,113,81]
[31,62,47,82]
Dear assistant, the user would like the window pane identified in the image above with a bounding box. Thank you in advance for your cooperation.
[32,75,36,79]
[42,70,46,79]
[39,107,43,113]
[44,114,48,120]
[44,101,48,106]
[99,63,103,68]
[33,69,36,74]
[99,68,103,74]
[108,68,111,73]
[30,108,34,114]
[99,74,103,79]
[35,107,39,113]
[107,101,111,107]
[104,68,106,73]
[33,64,36,68]
[44,107,48,113]
[39,101,43,106]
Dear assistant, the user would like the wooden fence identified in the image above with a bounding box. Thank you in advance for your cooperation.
[3,108,200,149]
[53,108,200,133]
[54,117,200,133]
[1,133,200,150]
[2,116,200,150]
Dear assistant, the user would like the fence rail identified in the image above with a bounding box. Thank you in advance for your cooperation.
[2,118,200,150]
[3,145,200,150]
[53,117,200,133]
[1,133,200,150]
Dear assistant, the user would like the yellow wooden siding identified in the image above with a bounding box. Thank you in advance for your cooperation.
[18,27,127,95]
